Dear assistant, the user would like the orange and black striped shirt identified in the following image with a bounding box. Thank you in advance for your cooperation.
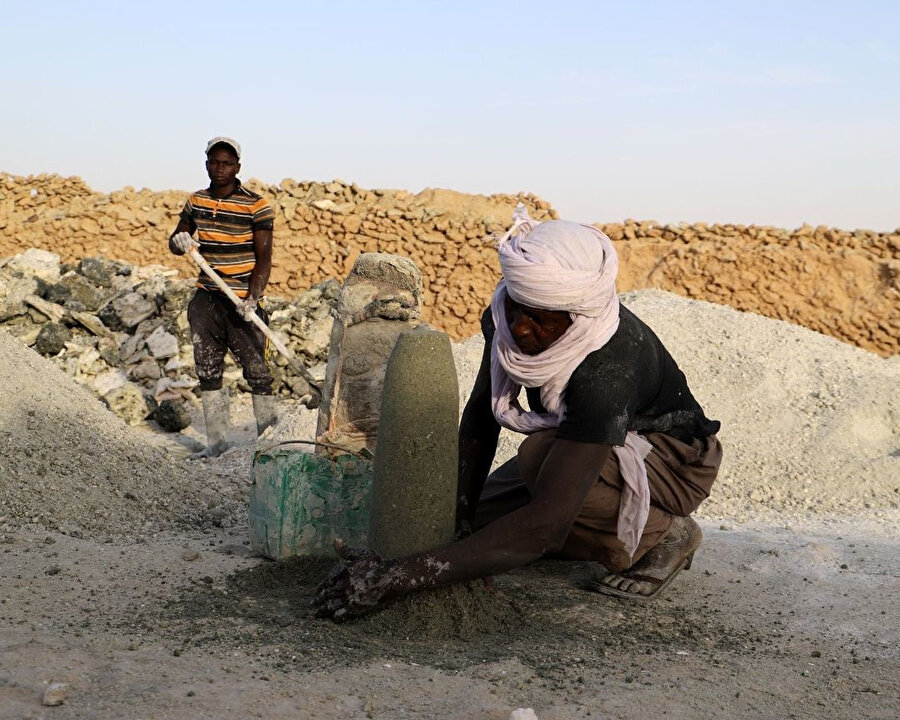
[179,181,275,299]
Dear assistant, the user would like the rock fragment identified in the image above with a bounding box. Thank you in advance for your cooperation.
[77,256,131,287]
[145,326,179,359]
[7,248,60,281]
[155,399,191,432]
[102,383,151,426]
[34,322,71,356]
[42,682,68,706]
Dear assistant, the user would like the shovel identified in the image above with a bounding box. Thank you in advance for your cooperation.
[186,246,321,405]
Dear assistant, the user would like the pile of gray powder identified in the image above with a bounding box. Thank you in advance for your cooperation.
[451,290,899,530]
[0,330,242,540]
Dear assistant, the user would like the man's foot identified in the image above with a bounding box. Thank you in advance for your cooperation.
[188,441,231,460]
[587,515,702,601]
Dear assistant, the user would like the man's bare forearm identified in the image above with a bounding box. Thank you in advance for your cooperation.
[455,337,499,526]
[388,438,611,598]
[386,500,560,596]
[247,265,270,300]
[456,420,500,525]
[248,229,273,299]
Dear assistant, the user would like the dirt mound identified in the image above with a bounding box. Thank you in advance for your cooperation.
[1,171,897,355]
[0,329,241,540]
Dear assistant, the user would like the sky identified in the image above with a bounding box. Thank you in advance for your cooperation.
[2,1,898,230]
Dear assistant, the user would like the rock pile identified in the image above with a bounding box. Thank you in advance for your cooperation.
[0,172,555,343]
[0,248,337,428]
[1,171,897,355]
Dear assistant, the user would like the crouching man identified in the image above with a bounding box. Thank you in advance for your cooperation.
[312,209,722,617]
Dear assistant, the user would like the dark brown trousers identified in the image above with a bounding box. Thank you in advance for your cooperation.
[187,289,274,395]
[475,430,722,571]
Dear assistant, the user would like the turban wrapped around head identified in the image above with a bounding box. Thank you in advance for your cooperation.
[489,208,622,428]
[498,217,620,318]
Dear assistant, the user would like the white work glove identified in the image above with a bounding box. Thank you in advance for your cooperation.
[171,231,196,254]
[238,296,258,321]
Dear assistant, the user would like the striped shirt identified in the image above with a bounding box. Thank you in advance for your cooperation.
[179,181,275,299]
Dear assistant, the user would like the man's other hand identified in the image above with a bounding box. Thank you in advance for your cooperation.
[171,232,196,254]
[238,297,258,321]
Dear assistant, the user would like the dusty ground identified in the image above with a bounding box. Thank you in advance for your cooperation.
[1,513,897,719]
[1,291,898,719]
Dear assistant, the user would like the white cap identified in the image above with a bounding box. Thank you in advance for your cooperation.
[205,136,241,160]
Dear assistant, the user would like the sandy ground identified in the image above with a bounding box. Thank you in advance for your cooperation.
[1,291,898,719]
[1,509,897,719]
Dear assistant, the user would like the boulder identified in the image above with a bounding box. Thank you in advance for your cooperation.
[102,382,151,425]
[6,248,60,281]
[34,322,71,356]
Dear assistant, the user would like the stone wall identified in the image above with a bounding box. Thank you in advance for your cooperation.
[1,171,897,355]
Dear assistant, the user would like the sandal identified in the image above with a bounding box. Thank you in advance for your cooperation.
[585,515,702,602]
[586,551,694,602]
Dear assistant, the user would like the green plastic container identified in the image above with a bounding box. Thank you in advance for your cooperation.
[249,443,373,559]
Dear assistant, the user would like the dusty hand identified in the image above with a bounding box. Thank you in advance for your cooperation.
[171,231,196,254]
[237,297,258,321]
[311,540,397,620]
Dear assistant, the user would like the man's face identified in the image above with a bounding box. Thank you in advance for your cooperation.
[504,295,572,355]
[206,146,240,187]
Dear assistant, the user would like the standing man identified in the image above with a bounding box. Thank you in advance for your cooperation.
[169,137,277,457]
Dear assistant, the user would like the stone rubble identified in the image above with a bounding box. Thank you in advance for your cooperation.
[0,248,338,428]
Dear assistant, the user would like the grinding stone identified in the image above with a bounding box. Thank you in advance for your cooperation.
[368,328,459,559]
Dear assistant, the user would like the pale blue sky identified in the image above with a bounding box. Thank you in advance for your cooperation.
[2,1,898,229]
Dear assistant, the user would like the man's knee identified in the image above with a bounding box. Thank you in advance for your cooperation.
[197,376,224,392]
[242,361,273,395]
[517,429,559,487]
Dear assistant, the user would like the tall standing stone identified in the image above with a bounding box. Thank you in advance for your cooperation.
[315,253,423,457]
[367,328,459,559]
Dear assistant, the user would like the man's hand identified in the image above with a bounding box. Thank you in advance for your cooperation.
[170,231,196,255]
[237,296,258,321]
[311,540,398,620]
